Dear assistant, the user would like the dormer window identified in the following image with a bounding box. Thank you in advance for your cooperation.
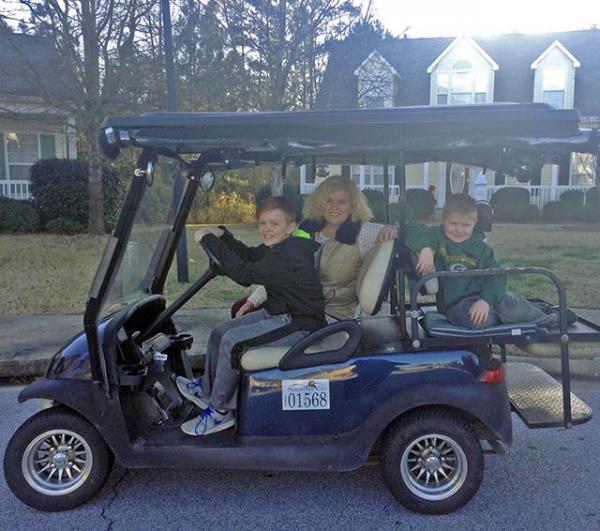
[541,67,566,108]
[436,61,488,105]
[428,37,497,106]
[531,40,579,109]
[354,50,400,109]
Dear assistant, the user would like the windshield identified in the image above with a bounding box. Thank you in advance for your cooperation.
[102,157,181,315]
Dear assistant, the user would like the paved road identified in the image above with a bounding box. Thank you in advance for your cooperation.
[1,385,599,531]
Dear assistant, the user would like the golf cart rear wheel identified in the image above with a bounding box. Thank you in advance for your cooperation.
[381,409,484,514]
[4,406,113,511]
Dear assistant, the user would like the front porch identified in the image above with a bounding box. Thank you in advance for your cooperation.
[299,162,596,209]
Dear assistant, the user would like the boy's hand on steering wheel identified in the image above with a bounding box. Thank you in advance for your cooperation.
[469,299,490,326]
[194,227,224,243]
[235,300,255,318]
[375,224,398,242]
[415,247,435,274]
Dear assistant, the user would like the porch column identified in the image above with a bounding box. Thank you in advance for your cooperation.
[300,164,306,194]
[423,162,429,191]
[359,165,365,188]
[437,162,447,206]
[550,164,559,200]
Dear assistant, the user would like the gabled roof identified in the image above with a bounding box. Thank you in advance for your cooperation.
[353,49,400,77]
[427,36,499,73]
[0,28,74,105]
[530,40,581,69]
[316,29,600,116]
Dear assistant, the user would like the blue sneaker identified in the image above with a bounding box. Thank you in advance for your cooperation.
[176,376,209,410]
[181,406,235,436]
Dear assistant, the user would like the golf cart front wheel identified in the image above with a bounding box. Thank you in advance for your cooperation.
[4,406,113,511]
[381,409,484,514]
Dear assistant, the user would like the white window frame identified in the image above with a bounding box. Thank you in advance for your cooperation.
[354,51,399,109]
[435,64,489,106]
[3,132,46,180]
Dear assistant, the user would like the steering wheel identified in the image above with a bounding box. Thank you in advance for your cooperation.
[201,242,225,275]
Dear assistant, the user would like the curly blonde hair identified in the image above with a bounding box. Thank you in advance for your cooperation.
[303,176,373,222]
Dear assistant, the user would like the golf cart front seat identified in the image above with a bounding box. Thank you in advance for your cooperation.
[239,239,398,371]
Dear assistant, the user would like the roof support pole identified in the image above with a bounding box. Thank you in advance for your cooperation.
[391,152,407,321]
[383,161,390,223]
[161,0,188,283]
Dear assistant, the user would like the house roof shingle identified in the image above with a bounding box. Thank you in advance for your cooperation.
[0,28,73,104]
[316,29,600,117]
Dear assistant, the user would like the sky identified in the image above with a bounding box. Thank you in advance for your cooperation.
[370,0,600,38]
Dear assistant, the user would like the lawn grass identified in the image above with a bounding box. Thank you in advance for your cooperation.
[1,223,598,315]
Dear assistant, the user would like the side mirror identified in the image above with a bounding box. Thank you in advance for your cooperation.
[200,171,215,192]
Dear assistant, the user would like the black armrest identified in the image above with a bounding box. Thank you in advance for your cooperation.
[278,321,362,371]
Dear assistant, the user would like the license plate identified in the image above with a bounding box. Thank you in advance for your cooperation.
[282,379,330,411]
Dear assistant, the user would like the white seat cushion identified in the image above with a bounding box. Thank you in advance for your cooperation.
[241,346,290,371]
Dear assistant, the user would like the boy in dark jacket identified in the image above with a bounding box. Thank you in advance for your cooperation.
[406,194,573,329]
[178,197,325,436]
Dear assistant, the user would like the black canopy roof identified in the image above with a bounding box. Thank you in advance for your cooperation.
[100,103,598,178]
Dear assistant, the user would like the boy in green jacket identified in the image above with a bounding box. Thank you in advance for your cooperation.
[406,194,573,329]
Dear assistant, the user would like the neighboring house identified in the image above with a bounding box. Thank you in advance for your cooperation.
[304,29,600,207]
[0,29,77,200]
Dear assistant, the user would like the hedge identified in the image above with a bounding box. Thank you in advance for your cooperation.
[0,197,40,232]
[29,159,123,230]
[255,183,302,221]
[490,187,531,207]
[559,189,585,207]
[542,201,575,222]
[45,217,87,234]
[406,188,435,220]
[572,203,600,222]
[491,203,540,222]
[586,187,599,206]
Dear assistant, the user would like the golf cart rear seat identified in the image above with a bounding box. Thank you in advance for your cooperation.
[422,311,539,338]
[240,239,398,371]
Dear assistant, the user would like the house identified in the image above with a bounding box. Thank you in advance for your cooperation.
[304,29,600,207]
[0,29,77,199]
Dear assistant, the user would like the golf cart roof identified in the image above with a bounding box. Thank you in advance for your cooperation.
[100,103,599,178]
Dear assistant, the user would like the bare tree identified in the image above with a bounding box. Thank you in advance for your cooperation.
[11,0,163,233]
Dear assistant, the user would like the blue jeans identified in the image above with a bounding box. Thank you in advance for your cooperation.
[201,309,307,410]
[445,292,559,329]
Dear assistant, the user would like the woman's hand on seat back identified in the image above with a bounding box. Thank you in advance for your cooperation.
[375,224,398,243]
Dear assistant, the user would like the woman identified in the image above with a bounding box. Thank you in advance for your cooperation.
[238,176,398,321]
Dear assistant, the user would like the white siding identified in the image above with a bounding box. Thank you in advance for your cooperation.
[429,40,495,105]
[532,47,576,109]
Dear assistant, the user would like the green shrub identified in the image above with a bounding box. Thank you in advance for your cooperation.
[0,197,40,232]
[255,183,302,221]
[542,201,574,222]
[586,187,599,206]
[572,203,600,222]
[192,192,256,224]
[492,203,540,222]
[388,202,415,224]
[255,183,299,205]
[560,189,584,207]
[490,187,530,206]
[406,188,435,220]
[361,188,384,207]
[29,159,123,230]
[46,217,87,234]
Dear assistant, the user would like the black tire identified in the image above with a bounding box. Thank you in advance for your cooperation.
[4,406,113,511]
[381,409,484,515]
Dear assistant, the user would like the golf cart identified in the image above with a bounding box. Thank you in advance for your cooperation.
[4,103,598,514]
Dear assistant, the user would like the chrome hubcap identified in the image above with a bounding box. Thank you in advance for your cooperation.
[22,429,93,496]
[400,433,468,501]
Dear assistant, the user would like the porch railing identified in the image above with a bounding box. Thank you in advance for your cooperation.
[486,185,593,209]
[0,180,32,200]
[301,182,594,209]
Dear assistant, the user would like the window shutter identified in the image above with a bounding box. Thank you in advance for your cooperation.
[0,133,5,179]
[40,134,56,159]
